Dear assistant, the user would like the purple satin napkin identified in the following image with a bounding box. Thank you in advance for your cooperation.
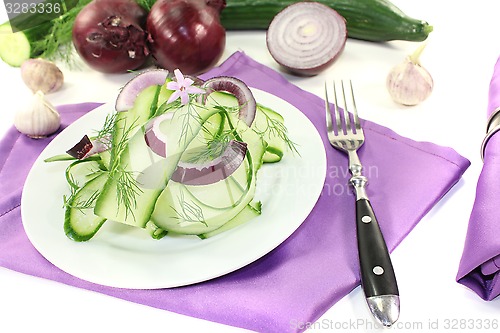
[0,52,470,333]
[457,55,500,301]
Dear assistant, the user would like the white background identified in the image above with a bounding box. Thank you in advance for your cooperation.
[1,1,500,332]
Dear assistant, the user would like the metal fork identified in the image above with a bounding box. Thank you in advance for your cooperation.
[325,81,400,327]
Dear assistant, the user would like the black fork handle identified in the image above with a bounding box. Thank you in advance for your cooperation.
[356,198,399,297]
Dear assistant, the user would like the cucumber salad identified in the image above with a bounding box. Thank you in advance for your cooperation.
[46,69,297,241]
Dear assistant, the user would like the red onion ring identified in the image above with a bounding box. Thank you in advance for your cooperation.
[144,112,174,157]
[199,76,256,127]
[171,140,247,186]
[115,69,169,112]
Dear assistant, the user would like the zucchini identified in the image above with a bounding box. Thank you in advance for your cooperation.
[220,0,433,42]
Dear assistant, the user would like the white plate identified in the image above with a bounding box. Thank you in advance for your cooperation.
[21,89,327,289]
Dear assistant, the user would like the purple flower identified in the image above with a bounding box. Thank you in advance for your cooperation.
[166,69,205,105]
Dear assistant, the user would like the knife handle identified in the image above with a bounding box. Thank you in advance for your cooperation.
[356,198,399,298]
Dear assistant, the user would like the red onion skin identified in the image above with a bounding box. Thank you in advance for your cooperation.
[72,0,149,73]
[66,135,110,159]
[146,0,226,75]
[66,135,93,159]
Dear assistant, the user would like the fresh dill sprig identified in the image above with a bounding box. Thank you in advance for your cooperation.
[90,113,116,151]
[185,129,233,164]
[211,104,240,121]
[107,116,144,219]
[63,186,77,209]
[152,98,179,118]
[171,190,207,226]
[63,187,101,213]
[255,104,300,155]
[183,104,242,164]
[108,117,136,168]
[29,0,93,63]
[177,102,204,147]
[94,113,116,141]
[113,168,143,220]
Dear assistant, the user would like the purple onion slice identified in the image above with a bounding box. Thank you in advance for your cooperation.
[66,135,110,159]
[115,69,169,112]
[200,76,256,127]
[171,140,248,186]
[144,112,175,157]
[266,2,347,76]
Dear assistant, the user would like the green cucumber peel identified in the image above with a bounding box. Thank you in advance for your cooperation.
[44,154,78,162]
[64,159,106,190]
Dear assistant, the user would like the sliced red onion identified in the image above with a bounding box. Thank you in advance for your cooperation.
[199,76,256,126]
[66,135,111,159]
[115,69,169,112]
[266,2,347,76]
[171,140,247,186]
[144,112,174,157]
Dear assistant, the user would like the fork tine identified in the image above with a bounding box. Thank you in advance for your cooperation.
[324,82,333,135]
[340,80,352,135]
[349,80,362,132]
[333,82,343,135]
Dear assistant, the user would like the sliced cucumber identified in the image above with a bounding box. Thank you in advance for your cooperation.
[0,23,31,67]
[64,174,107,242]
[203,91,287,163]
[151,113,267,235]
[98,149,112,170]
[65,159,104,190]
[198,202,262,239]
[93,121,165,227]
[95,86,221,228]
[62,79,287,240]
[151,162,251,234]
[145,221,168,240]
[108,85,163,162]
[181,164,248,210]
[93,84,168,227]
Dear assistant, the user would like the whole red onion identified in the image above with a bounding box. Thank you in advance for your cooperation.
[72,0,149,73]
[147,0,226,75]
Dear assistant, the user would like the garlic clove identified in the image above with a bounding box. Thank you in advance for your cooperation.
[386,44,434,106]
[21,58,64,94]
[14,91,61,139]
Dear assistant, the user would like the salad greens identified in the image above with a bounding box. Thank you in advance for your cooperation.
[47,71,297,241]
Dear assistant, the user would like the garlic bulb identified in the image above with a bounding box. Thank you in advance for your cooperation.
[14,91,61,139]
[21,58,64,94]
[386,44,433,106]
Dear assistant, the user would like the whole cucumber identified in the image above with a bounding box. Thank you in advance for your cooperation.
[219,0,433,42]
